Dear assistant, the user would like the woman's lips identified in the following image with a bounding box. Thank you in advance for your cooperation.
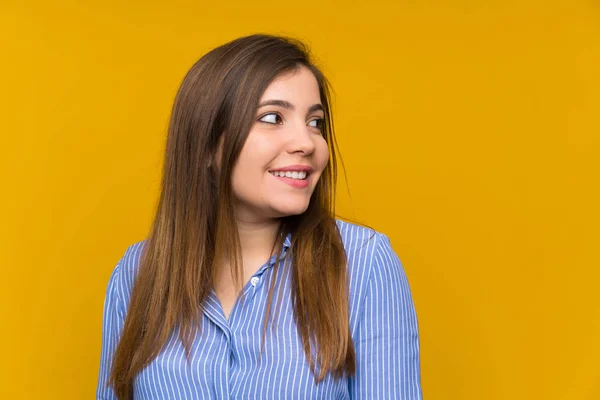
[270,173,309,188]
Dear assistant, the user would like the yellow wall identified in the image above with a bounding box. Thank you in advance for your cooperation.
[1,1,598,399]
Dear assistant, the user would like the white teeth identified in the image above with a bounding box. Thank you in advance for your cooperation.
[269,170,308,180]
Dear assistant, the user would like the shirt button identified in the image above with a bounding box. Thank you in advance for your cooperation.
[250,277,260,287]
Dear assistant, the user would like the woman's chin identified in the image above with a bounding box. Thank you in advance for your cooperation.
[271,202,310,218]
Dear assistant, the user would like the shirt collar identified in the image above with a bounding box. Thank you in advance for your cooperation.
[264,231,292,269]
[282,231,292,249]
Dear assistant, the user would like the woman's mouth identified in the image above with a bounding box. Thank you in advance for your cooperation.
[268,170,308,180]
[268,170,310,188]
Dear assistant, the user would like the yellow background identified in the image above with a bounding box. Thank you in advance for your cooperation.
[1,1,598,399]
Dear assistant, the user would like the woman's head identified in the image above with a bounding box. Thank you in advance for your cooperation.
[167,34,337,227]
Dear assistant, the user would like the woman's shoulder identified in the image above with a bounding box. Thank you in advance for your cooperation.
[104,240,147,305]
[335,218,382,254]
[334,218,404,288]
[335,219,412,337]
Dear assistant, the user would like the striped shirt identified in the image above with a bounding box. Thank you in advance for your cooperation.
[97,219,423,399]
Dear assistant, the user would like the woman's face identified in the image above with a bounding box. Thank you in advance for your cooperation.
[230,65,329,222]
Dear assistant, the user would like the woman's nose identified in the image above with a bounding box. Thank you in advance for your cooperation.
[287,122,316,155]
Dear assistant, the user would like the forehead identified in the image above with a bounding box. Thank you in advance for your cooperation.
[260,66,321,103]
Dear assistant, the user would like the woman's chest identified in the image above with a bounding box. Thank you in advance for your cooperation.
[133,306,349,399]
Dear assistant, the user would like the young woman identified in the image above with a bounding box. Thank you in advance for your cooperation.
[97,34,422,399]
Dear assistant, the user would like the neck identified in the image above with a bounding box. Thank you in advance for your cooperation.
[212,217,282,314]
[235,217,281,262]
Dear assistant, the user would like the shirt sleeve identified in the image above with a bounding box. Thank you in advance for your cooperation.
[349,232,423,399]
[96,260,125,400]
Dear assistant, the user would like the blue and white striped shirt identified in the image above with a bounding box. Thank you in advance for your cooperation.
[97,219,423,399]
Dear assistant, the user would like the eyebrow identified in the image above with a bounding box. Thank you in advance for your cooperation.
[258,99,324,114]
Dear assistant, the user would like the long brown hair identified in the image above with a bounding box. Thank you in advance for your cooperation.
[108,34,356,399]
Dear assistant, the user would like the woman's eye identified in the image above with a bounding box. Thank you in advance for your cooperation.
[308,118,324,130]
[259,113,282,125]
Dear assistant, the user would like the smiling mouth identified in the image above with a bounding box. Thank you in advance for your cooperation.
[268,170,309,180]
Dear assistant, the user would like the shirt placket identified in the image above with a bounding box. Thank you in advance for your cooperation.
[201,239,291,399]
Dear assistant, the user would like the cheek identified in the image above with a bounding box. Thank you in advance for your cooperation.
[231,132,279,185]
[255,131,281,155]
[315,137,330,170]
[237,134,276,169]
